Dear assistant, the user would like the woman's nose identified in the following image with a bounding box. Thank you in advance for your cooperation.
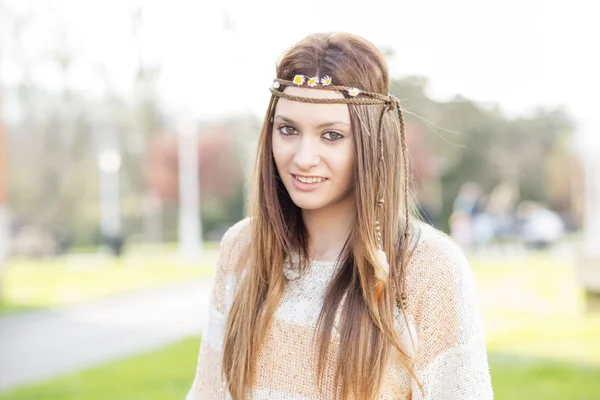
[293,137,320,170]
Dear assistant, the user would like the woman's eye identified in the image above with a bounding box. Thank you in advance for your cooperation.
[278,126,297,136]
[323,131,344,141]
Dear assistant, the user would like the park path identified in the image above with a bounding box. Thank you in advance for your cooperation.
[0,278,213,391]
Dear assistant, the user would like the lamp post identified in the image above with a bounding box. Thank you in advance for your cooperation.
[578,122,600,313]
[97,148,123,256]
[0,6,10,293]
[584,142,600,256]
[177,119,202,261]
[0,108,8,283]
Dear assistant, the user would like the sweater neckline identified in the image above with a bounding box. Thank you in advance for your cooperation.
[308,257,338,266]
[283,251,340,281]
[288,250,339,267]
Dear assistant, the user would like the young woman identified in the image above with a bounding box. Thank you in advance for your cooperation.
[187,32,493,400]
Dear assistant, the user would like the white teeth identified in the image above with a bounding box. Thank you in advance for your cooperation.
[295,175,324,184]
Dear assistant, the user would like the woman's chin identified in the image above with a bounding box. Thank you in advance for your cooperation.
[288,194,329,211]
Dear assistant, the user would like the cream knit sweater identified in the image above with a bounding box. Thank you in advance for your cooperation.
[186,218,493,399]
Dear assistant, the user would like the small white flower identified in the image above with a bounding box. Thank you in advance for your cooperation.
[321,75,332,86]
[307,76,319,87]
[293,74,305,86]
[272,81,280,89]
[348,88,360,97]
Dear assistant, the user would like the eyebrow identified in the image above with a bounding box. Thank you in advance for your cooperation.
[273,115,350,129]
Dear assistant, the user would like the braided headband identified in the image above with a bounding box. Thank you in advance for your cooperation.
[270,76,400,107]
[268,74,410,310]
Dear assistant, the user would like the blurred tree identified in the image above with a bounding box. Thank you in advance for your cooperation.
[4,7,100,248]
[392,76,576,231]
[197,125,246,238]
[545,131,584,230]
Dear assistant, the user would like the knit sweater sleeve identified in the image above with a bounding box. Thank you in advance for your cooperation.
[405,226,493,399]
[186,218,251,400]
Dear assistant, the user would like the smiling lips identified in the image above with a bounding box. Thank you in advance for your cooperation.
[292,174,327,184]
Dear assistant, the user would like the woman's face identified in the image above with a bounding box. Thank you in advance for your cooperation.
[272,86,355,212]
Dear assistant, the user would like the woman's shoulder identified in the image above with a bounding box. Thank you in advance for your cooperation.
[220,217,252,247]
[218,217,252,274]
[405,221,473,289]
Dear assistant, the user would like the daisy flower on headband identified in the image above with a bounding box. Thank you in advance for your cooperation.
[307,76,319,87]
[348,88,360,97]
[321,75,332,86]
[293,75,305,86]
[272,81,281,89]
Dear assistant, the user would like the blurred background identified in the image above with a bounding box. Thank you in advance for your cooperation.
[0,0,599,399]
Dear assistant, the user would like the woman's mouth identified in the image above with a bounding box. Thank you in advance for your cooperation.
[290,174,328,191]
[293,174,326,184]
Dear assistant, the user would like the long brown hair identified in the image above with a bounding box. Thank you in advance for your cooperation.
[222,32,420,400]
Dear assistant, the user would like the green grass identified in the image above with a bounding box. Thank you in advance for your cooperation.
[0,249,220,315]
[1,251,599,399]
[0,337,201,400]
[470,251,600,366]
[489,353,600,399]
[485,313,600,366]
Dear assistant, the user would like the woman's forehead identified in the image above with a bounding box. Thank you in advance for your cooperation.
[274,87,351,126]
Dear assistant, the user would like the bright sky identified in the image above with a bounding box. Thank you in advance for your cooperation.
[1,0,598,153]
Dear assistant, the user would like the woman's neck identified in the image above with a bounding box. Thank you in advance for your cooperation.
[301,198,354,262]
